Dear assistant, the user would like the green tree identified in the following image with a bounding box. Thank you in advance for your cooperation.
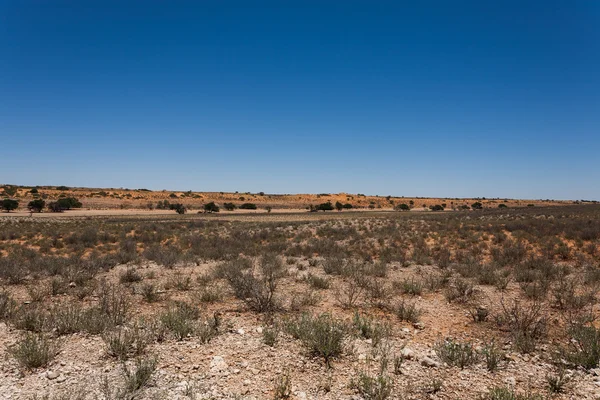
[335,201,343,211]
[27,199,45,213]
[471,202,483,210]
[317,201,334,211]
[223,202,236,211]
[239,203,257,210]
[1,199,19,212]
[395,203,410,211]
[204,202,220,213]
[56,197,82,210]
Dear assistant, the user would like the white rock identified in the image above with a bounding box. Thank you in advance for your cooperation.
[210,356,228,372]
[46,371,59,380]
[256,327,263,334]
[401,348,415,360]
[420,357,440,368]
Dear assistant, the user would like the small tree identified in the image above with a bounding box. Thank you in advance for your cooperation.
[27,199,45,213]
[47,202,63,212]
[56,197,82,210]
[1,199,19,212]
[471,202,483,210]
[429,204,444,211]
[265,206,272,213]
[169,203,186,214]
[395,203,410,211]
[156,200,170,210]
[335,201,343,211]
[498,204,508,208]
[204,202,220,213]
[223,202,236,211]
[239,203,257,210]
[342,203,353,209]
[317,201,334,211]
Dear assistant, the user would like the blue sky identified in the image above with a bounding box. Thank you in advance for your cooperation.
[1,1,598,199]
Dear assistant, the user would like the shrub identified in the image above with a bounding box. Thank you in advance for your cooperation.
[98,283,131,326]
[395,203,410,211]
[306,273,330,290]
[103,325,151,360]
[435,338,478,369]
[223,202,236,211]
[353,371,392,400]
[397,277,423,296]
[498,299,547,353]
[0,198,19,212]
[546,368,570,393]
[221,255,284,313]
[352,312,390,347]
[317,201,334,211]
[444,278,476,303]
[56,197,82,210]
[122,356,157,394]
[169,203,186,214]
[160,302,199,340]
[0,290,16,321]
[471,202,483,210]
[239,203,257,210]
[483,386,544,400]
[120,268,143,284]
[203,202,220,213]
[27,199,45,212]
[263,324,280,347]
[9,333,59,369]
[335,275,365,309]
[561,323,600,369]
[396,299,422,323]
[481,341,504,372]
[50,303,86,335]
[284,313,347,367]
[140,283,160,303]
[273,371,292,399]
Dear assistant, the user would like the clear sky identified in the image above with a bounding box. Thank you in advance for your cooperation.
[1,1,598,200]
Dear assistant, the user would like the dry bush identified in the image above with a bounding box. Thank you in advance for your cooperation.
[221,254,284,313]
[497,299,547,353]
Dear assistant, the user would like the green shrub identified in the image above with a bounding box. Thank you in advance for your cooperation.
[353,371,392,400]
[9,333,59,369]
[203,202,220,213]
[160,302,199,340]
[561,323,600,369]
[396,299,422,323]
[223,202,236,211]
[435,338,478,369]
[122,356,157,393]
[284,313,347,367]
